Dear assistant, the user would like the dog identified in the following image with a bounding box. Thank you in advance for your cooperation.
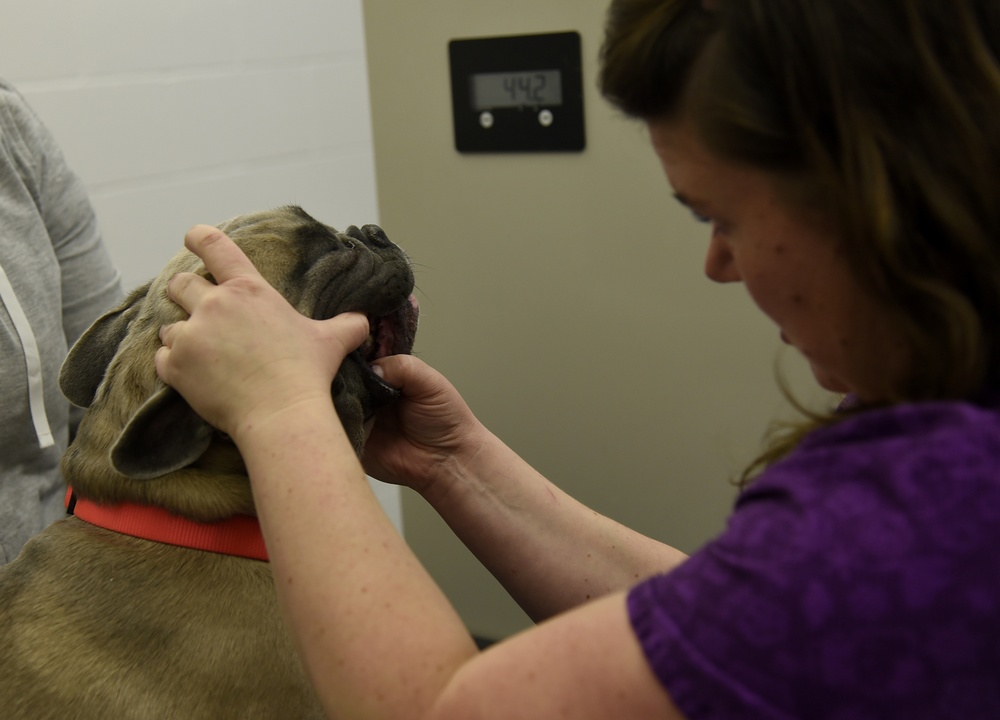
[0,206,418,719]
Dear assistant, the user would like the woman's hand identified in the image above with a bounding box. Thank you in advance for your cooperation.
[155,225,370,440]
[362,355,488,499]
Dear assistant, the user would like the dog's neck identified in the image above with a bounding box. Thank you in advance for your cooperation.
[65,487,268,561]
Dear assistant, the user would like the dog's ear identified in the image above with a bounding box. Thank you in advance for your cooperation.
[110,385,214,480]
[60,283,152,408]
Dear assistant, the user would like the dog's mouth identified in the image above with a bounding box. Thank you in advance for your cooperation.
[358,293,419,361]
[345,294,419,415]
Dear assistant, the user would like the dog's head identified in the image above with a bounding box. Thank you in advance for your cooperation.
[59,206,418,520]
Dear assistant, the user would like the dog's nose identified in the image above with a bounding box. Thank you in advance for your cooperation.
[360,224,393,249]
[343,225,368,247]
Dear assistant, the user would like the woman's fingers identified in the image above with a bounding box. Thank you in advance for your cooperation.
[321,312,371,359]
[158,322,178,347]
[167,226,260,313]
[165,272,212,314]
[183,225,259,284]
[155,224,377,434]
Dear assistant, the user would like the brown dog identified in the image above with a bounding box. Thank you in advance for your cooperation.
[0,206,418,719]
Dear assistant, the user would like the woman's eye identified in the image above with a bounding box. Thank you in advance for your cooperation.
[682,206,728,236]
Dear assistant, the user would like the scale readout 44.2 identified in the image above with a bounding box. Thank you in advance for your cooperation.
[449,31,585,153]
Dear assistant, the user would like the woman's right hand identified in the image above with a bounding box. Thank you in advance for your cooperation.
[361,355,487,498]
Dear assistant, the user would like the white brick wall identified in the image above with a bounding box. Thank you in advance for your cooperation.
[0,0,401,529]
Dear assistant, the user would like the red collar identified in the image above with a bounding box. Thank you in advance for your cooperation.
[65,486,268,561]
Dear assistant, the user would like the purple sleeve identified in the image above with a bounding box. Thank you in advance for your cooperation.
[627,402,1000,720]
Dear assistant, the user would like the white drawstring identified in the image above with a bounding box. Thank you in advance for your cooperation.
[0,261,54,448]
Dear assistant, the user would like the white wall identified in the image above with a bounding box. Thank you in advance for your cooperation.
[0,0,402,529]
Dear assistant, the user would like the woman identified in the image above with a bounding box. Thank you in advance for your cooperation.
[156,1,1000,717]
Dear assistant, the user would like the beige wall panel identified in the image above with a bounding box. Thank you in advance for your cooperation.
[364,0,828,639]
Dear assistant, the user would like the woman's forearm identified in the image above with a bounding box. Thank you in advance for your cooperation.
[421,425,688,622]
[235,398,478,719]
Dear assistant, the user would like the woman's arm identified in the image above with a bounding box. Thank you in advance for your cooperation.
[364,355,688,622]
[156,227,687,719]
[236,396,479,717]
[231,394,685,720]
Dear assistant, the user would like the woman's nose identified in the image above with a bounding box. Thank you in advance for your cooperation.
[704,234,740,283]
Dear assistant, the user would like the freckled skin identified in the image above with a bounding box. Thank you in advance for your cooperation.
[647,119,908,401]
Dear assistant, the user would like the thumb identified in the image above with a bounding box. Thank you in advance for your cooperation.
[370,355,444,398]
[320,311,371,361]
[368,353,412,390]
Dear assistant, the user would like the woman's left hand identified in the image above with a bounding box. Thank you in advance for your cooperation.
[155,225,370,440]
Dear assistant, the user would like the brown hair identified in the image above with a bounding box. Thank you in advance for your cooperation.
[600,0,1000,480]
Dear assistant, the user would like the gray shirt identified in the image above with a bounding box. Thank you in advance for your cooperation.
[0,80,123,563]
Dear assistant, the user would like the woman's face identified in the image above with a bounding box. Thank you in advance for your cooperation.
[648,119,907,401]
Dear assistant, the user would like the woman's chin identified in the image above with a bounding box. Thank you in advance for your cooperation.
[810,365,851,395]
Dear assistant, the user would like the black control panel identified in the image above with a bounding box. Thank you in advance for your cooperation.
[449,31,585,153]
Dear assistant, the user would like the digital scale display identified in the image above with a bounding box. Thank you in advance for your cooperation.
[449,32,585,153]
[471,70,563,110]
